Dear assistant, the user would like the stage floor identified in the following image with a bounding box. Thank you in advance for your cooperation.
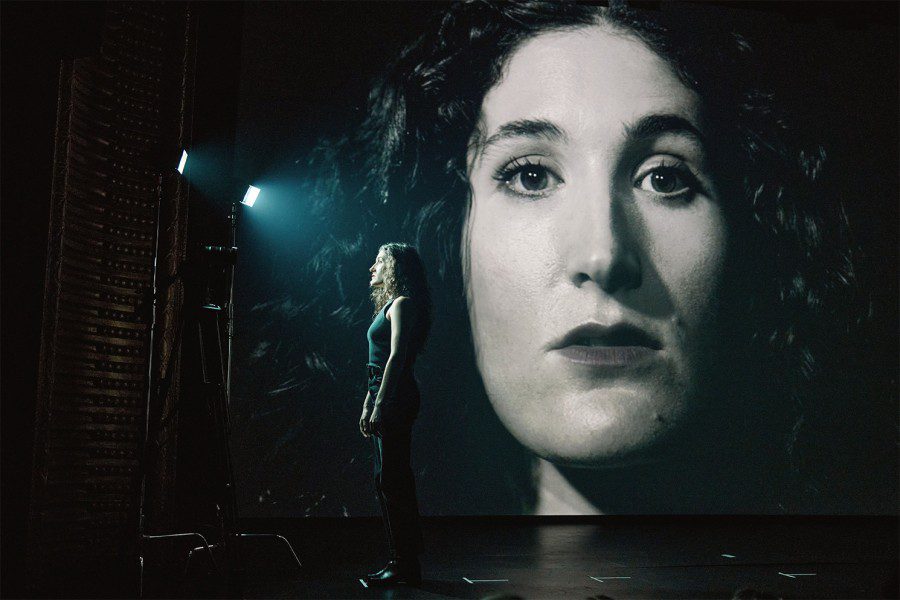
[147,516,897,599]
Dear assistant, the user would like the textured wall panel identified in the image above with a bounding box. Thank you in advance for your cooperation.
[29,2,196,591]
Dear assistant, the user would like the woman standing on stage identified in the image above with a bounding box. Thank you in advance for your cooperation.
[360,242,432,586]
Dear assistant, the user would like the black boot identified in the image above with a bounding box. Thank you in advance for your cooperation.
[366,559,397,580]
[365,557,421,587]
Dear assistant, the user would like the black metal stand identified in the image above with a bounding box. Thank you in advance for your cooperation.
[136,186,301,597]
[135,174,209,597]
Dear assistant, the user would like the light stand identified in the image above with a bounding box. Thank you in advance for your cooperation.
[192,196,303,595]
[137,179,301,597]
[137,173,218,597]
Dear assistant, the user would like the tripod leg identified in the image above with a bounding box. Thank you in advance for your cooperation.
[235,533,303,570]
[144,532,220,575]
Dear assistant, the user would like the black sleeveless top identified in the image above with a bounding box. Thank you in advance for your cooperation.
[366,298,420,408]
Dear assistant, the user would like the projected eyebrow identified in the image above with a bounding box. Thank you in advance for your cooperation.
[624,114,705,145]
[470,114,705,165]
[478,119,568,154]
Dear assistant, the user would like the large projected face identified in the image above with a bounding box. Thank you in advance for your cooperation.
[465,24,731,466]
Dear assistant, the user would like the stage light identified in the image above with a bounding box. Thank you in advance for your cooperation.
[177,149,188,174]
[241,185,260,207]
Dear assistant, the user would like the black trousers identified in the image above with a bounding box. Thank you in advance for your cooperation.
[372,416,423,560]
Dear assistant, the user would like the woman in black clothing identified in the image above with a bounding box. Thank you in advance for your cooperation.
[360,242,432,586]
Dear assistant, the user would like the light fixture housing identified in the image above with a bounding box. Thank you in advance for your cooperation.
[241,185,260,207]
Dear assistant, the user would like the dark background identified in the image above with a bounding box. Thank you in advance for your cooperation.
[2,3,897,573]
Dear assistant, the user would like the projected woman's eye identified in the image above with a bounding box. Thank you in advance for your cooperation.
[636,166,695,197]
[494,158,563,197]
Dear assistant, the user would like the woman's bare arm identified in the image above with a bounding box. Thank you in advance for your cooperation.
[360,391,374,437]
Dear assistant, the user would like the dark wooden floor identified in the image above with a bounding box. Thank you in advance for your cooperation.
[142,516,897,599]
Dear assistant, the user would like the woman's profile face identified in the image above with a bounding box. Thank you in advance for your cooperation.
[369,250,387,288]
[464,23,733,466]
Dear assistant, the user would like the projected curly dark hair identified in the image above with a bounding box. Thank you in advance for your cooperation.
[345,0,868,510]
